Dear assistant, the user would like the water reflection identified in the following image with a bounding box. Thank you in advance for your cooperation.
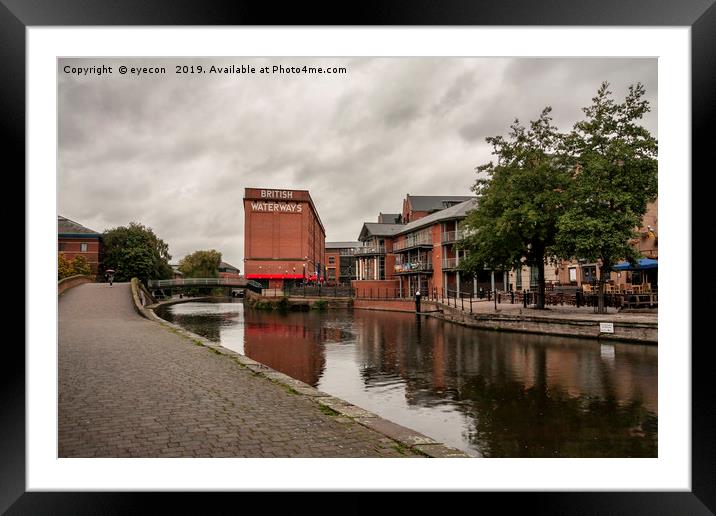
[156,301,657,457]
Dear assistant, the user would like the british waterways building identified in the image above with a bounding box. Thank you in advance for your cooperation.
[243,188,326,290]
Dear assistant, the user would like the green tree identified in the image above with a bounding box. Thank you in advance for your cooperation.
[58,254,73,280]
[555,82,657,313]
[459,107,569,308]
[71,255,92,276]
[178,249,222,278]
[102,222,173,283]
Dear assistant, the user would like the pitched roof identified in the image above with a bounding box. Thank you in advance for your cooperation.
[407,195,474,212]
[326,241,362,249]
[358,223,405,241]
[378,213,401,224]
[219,261,240,272]
[396,198,478,235]
[57,215,101,236]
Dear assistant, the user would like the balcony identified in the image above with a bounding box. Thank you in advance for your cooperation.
[441,229,466,244]
[441,258,459,270]
[354,245,386,255]
[394,261,434,274]
[393,235,433,252]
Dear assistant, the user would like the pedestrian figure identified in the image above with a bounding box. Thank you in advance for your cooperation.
[105,269,115,286]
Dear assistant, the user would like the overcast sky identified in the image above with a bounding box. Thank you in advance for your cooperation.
[58,57,657,269]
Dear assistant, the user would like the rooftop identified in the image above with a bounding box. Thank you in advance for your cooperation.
[407,195,474,212]
[358,223,405,241]
[396,198,478,235]
[378,213,402,224]
[58,215,101,236]
[219,261,240,272]
[326,241,362,249]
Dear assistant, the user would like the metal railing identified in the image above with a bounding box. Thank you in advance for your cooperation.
[441,258,459,269]
[354,246,386,255]
[148,277,248,288]
[258,285,355,298]
[392,235,433,252]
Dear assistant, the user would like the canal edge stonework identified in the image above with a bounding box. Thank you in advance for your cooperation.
[130,280,471,458]
[352,299,657,344]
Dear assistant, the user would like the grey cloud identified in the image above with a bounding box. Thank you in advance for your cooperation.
[59,57,657,268]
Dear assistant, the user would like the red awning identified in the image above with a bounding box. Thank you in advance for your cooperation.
[245,274,305,280]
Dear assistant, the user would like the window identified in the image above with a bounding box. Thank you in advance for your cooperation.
[58,242,67,251]
[80,243,88,252]
[328,256,335,264]
[530,266,539,288]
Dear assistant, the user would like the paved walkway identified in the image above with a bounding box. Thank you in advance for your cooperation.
[58,283,419,457]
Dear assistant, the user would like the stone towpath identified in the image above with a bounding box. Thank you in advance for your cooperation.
[58,283,434,458]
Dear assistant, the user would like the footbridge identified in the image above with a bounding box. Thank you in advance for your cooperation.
[147,277,262,292]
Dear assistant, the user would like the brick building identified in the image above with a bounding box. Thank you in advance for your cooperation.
[243,188,326,290]
[352,195,480,297]
[547,198,658,290]
[325,242,361,285]
[58,215,103,275]
[218,261,241,279]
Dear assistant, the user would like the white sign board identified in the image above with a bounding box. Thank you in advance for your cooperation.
[599,322,614,334]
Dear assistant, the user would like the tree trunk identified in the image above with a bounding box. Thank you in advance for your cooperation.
[597,264,608,314]
[536,253,546,309]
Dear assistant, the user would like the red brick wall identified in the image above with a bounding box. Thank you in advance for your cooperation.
[354,298,436,312]
[58,237,101,274]
[244,188,326,284]
[325,250,340,283]
[352,279,400,298]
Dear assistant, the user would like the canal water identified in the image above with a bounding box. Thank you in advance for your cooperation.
[156,300,657,457]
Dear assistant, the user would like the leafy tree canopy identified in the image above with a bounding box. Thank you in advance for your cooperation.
[459,107,570,307]
[58,254,92,280]
[555,82,658,271]
[178,249,222,278]
[102,222,173,283]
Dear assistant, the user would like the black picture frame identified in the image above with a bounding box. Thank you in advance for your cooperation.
[5,0,711,513]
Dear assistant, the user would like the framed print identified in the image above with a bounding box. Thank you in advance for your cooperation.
[4,0,712,512]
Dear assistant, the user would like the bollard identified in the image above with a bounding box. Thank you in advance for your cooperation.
[511,291,515,304]
[461,296,464,311]
[487,290,491,302]
[470,295,473,314]
[494,290,497,310]
[523,290,527,308]
[415,290,421,314]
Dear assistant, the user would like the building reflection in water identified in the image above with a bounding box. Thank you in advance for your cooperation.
[243,311,326,387]
[160,301,657,457]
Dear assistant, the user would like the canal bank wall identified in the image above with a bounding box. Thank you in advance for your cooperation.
[353,298,656,344]
[436,304,657,344]
[244,290,353,310]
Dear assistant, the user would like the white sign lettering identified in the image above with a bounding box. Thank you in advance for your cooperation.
[599,322,614,334]
[261,189,293,199]
[251,201,303,213]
